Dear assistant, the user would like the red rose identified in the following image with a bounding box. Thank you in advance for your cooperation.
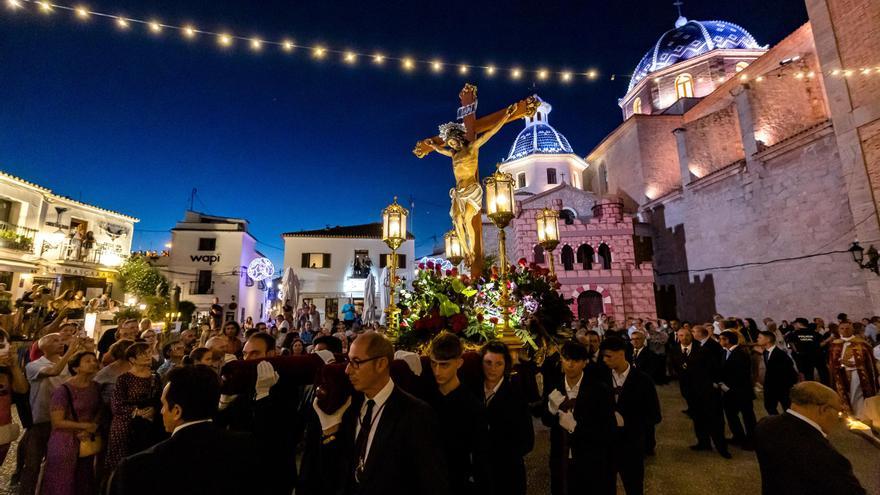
[426,261,435,269]
[477,314,484,322]
[489,317,498,324]
[449,313,468,333]
[445,269,452,276]
[418,263,425,269]
[518,257,527,266]
[451,268,459,276]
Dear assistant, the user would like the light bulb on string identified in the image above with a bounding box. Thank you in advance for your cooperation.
[183,25,196,38]
[115,16,128,29]
[511,68,522,80]
[282,40,294,52]
[75,5,88,18]
[313,46,326,59]
[561,71,572,82]
[148,21,162,33]
[402,58,414,71]
[373,53,385,64]
[459,65,468,75]
[218,33,232,47]
[344,51,356,64]
[538,69,548,80]
[486,65,496,76]
[431,60,443,72]
[250,38,262,51]
[7,0,22,10]
[587,70,598,80]
[38,1,51,13]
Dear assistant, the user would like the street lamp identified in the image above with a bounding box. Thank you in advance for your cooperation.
[849,240,879,275]
[484,168,517,346]
[536,208,560,276]
[382,197,409,336]
[444,230,464,267]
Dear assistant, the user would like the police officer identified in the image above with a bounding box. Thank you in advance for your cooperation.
[785,318,823,381]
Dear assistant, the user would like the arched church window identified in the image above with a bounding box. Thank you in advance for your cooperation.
[632,97,642,115]
[533,245,545,264]
[735,61,749,73]
[597,244,612,269]
[547,168,557,185]
[576,244,594,270]
[675,73,694,99]
[561,245,575,271]
[517,172,526,189]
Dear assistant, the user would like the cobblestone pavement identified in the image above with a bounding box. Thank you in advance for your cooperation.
[526,383,880,494]
[0,383,876,494]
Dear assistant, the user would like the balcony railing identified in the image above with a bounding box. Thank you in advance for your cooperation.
[189,280,215,295]
[43,239,126,266]
[0,221,37,253]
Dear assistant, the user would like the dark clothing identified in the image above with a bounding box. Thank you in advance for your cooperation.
[427,385,490,494]
[754,413,865,495]
[689,338,728,452]
[607,367,661,495]
[721,346,757,444]
[631,347,663,384]
[762,348,798,415]
[300,385,450,495]
[109,422,268,495]
[96,327,118,357]
[541,376,616,495]
[785,328,824,381]
[483,376,534,495]
[215,379,302,495]
[669,341,700,412]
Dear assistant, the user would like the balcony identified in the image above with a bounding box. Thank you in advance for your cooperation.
[189,280,215,295]
[0,221,37,253]
[41,239,126,267]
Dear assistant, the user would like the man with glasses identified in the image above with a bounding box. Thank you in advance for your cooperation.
[754,381,866,494]
[303,331,449,495]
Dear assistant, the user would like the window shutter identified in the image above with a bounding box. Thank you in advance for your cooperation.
[323,253,331,268]
[301,253,309,268]
[397,254,406,268]
[380,254,387,268]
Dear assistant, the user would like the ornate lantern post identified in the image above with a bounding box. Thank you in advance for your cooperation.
[484,168,518,345]
[536,208,560,276]
[381,197,409,335]
[444,230,464,267]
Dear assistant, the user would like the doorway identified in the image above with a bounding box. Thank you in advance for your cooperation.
[577,290,604,319]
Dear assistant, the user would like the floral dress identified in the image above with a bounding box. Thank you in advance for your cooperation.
[105,372,163,473]
[41,382,101,495]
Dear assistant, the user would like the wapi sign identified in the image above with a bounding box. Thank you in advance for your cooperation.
[190,254,221,265]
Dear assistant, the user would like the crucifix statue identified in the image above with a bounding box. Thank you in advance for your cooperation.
[414,84,538,278]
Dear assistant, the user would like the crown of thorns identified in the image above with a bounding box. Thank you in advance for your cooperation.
[438,122,466,141]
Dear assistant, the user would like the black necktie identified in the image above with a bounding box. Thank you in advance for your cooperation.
[355,399,376,468]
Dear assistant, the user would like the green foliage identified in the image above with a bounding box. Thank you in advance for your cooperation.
[118,257,168,299]
[115,306,143,323]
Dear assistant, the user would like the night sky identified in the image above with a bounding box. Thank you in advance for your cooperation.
[0,0,808,267]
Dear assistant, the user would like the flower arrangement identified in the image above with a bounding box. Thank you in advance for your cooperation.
[395,258,572,351]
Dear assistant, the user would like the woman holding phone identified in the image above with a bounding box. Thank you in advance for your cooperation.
[0,330,27,464]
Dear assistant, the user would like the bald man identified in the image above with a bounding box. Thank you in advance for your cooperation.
[301,332,450,495]
[754,382,865,495]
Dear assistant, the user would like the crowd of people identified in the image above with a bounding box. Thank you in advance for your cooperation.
[0,307,874,495]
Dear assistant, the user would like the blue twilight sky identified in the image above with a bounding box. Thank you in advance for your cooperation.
[0,0,807,268]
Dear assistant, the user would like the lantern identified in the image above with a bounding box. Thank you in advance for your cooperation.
[484,168,516,229]
[444,231,464,266]
[381,197,408,250]
[536,208,560,276]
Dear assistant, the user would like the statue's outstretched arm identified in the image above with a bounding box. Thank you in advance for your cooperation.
[426,140,454,157]
[474,103,518,148]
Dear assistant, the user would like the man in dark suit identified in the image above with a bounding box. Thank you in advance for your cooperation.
[669,327,699,416]
[628,330,662,454]
[542,341,616,495]
[757,331,798,415]
[600,337,661,495]
[689,325,731,458]
[108,365,269,494]
[719,330,757,449]
[301,331,449,495]
[754,381,865,495]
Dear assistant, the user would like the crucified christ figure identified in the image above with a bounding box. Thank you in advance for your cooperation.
[423,103,518,267]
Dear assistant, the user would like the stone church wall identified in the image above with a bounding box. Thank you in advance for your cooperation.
[651,128,873,323]
[684,104,745,177]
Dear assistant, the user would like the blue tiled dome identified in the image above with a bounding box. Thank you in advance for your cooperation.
[505,97,574,161]
[627,17,764,92]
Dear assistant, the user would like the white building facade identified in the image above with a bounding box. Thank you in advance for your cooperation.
[0,170,137,300]
[156,211,269,324]
[281,223,415,324]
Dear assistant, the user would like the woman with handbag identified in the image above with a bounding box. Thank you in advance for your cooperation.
[105,342,165,474]
[42,351,101,495]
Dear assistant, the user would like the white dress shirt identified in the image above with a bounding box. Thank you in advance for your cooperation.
[564,372,583,400]
[611,364,631,391]
[355,378,394,464]
[172,419,213,436]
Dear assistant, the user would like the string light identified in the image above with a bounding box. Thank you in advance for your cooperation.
[9,0,878,86]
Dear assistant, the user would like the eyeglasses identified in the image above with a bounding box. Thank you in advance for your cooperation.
[347,356,383,369]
